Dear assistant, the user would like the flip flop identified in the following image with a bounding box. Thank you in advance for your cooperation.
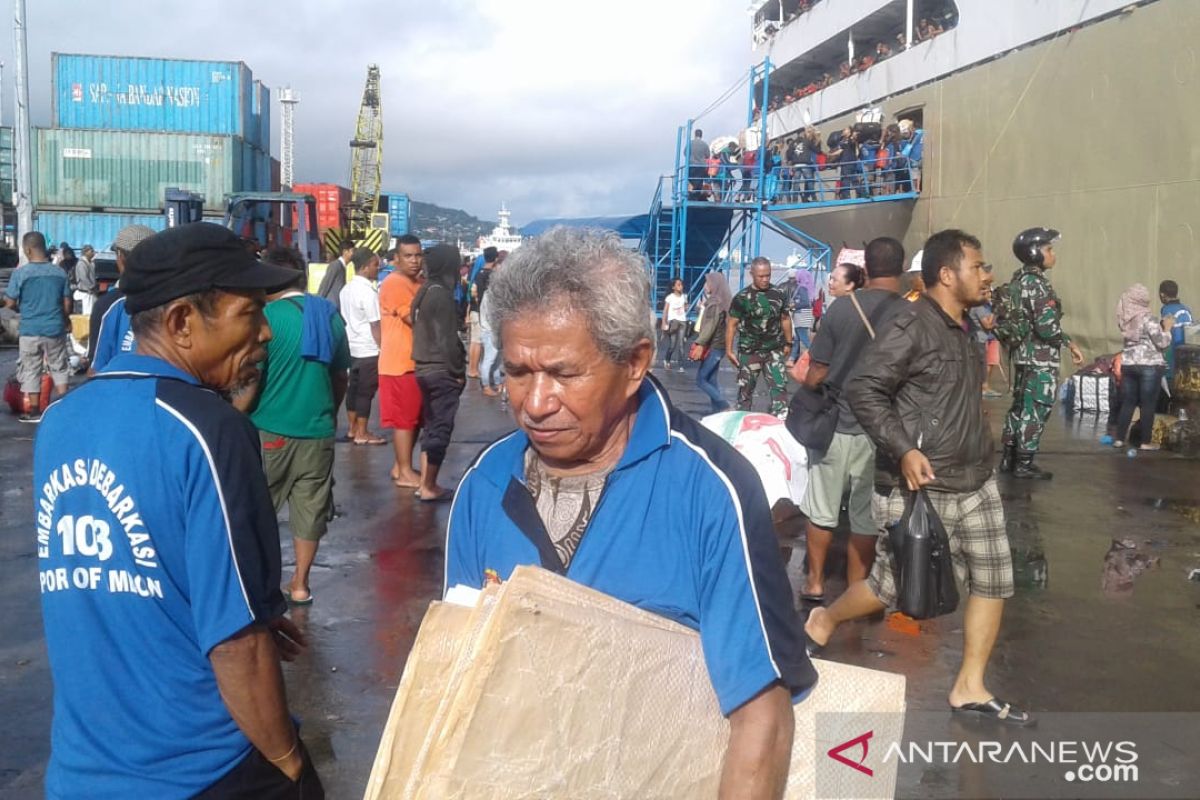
[285,589,314,606]
[799,592,825,604]
[415,489,454,503]
[354,437,387,446]
[951,698,1036,727]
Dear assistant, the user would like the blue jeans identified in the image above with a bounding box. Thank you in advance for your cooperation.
[799,165,817,201]
[696,348,729,414]
[479,330,502,389]
[1115,364,1163,445]
[789,324,811,362]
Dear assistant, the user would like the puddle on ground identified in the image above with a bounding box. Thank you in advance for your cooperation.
[1143,498,1200,526]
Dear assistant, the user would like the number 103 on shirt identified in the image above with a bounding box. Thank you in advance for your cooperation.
[55,514,115,561]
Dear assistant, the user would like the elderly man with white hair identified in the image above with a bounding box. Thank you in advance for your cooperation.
[444,227,815,799]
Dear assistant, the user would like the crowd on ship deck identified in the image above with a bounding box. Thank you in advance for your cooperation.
[755,1,958,110]
[686,115,923,205]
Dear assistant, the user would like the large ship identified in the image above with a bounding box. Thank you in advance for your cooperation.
[749,0,1197,351]
[475,204,523,254]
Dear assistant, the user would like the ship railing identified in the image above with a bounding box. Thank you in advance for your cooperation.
[679,155,919,208]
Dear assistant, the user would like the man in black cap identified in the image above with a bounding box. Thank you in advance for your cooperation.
[33,222,324,797]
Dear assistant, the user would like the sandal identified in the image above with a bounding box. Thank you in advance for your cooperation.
[354,436,387,446]
[285,588,314,606]
[951,697,1035,727]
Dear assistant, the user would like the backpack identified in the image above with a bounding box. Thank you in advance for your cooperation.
[991,275,1030,348]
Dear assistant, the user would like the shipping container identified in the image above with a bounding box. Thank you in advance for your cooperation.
[251,80,271,154]
[52,53,254,138]
[34,128,270,213]
[292,182,350,232]
[270,157,281,193]
[385,193,411,237]
[34,210,166,251]
[0,127,12,202]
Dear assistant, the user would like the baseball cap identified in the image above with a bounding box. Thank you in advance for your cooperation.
[111,224,157,253]
[907,249,924,273]
[121,222,303,314]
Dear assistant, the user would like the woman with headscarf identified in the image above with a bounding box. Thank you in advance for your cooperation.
[1112,283,1173,450]
[693,271,733,413]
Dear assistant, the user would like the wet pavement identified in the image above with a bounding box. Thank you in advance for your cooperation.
[2,349,1199,798]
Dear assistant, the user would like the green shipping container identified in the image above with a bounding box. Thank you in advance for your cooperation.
[33,127,268,213]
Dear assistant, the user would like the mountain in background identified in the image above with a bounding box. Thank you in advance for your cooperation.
[410,200,493,245]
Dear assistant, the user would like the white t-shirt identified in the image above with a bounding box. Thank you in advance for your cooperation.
[664,292,688,323]
[340,275,382,358]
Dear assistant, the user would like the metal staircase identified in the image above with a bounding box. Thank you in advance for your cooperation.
[639,58,921,314]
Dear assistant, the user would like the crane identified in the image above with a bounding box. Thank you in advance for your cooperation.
[347,65,384,245]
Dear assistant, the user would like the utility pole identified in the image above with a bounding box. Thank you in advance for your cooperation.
[279,87,299,190]
[13,0,34,258]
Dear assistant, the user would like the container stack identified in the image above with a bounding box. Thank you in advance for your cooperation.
[292,182,351,245]
[1,127,14,248]
[34,53,275,249]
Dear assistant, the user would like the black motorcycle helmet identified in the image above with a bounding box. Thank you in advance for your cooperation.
[1012,227,1060,266]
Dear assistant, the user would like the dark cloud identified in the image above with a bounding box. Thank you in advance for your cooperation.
[6,0,752,225]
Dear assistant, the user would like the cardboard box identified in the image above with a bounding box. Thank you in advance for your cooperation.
[365,567,906,799]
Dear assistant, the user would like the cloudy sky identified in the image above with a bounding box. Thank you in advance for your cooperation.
[5,0,755,226]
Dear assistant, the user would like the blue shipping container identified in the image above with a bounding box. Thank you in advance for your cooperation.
[252,81,271,154]
[386,193,410,237]
[35,210,166,251]
[52,53,254,138]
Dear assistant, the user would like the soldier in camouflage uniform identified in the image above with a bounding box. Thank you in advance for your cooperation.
[1000,228,1084,480]
[727,257,794,416]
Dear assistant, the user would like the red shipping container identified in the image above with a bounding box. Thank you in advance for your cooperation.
[292,182,350,233]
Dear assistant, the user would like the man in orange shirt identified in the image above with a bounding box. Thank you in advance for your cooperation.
[379,235,425,487]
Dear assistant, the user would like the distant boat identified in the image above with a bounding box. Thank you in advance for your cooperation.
[469,204,522,257]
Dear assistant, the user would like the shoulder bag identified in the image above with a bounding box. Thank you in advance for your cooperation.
[785,292,900,451]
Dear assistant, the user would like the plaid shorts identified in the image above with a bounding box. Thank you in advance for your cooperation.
[866,477,1013,605]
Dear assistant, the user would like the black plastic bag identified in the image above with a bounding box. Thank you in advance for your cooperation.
[886,490,959,619]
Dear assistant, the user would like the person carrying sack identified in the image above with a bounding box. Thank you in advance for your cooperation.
[789,238,907,605]
[805,230,1034,728]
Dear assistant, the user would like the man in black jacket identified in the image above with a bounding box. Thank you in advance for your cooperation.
[806,229,1033,727]
[411,244,467,501]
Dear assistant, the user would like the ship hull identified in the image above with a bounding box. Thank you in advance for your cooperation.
[774,0,1199,353]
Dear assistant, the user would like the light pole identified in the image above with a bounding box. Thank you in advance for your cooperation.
[13,0,34,257]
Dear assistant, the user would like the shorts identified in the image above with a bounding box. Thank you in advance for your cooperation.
[379,372,422,430]
[986,339,1001,367]
[799,431,876,534]
[866,477,1013,606]
[468,311,482,345]
[18,335,70,393]
[260,432,335,542]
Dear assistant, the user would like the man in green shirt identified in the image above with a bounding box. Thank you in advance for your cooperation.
[726,257,794,416]
[236,248,350,605]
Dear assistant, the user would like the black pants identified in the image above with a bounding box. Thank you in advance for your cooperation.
[193,740,323,799]
[346,355,380,417]
[417,371,464,466]
[1115,364,1163,445]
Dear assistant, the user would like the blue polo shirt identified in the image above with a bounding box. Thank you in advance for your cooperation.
[5,260,70,336]
[90,292,135,372]
[445,378,817,715]
[34,353,287,799]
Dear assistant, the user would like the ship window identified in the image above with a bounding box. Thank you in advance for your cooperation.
[896,107,924,130]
